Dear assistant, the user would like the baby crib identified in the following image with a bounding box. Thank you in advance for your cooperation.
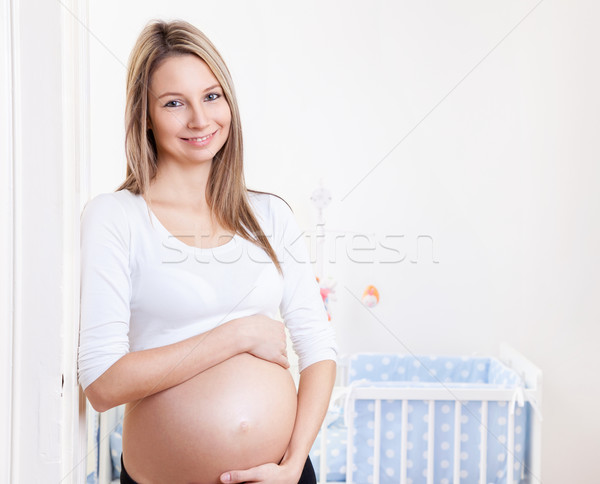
[309,344,542,484]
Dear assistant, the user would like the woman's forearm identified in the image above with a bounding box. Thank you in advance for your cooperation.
[281,359,336,478]
[84,319,248,412]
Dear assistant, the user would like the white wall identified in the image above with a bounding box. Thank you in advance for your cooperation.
[88,1,600,482]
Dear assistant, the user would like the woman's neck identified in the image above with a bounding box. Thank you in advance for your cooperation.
[149,160,212,211]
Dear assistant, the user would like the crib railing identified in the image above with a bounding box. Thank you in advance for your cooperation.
[316,346,542,484]
[344,387,538,484]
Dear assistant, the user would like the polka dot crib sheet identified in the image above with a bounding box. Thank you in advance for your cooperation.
[310,354,529,483]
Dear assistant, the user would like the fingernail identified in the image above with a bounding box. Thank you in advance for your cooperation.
[222,473,231,482]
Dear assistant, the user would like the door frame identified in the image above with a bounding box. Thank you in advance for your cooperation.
[0,0,90,482]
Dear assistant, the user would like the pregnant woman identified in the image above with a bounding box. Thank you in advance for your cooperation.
[77,19,337,484]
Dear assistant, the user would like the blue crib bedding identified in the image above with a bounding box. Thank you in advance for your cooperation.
[310,354,529,484]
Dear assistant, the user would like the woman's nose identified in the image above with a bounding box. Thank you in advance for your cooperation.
[187,103,209,130]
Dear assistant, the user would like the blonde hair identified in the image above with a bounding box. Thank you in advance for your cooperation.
[117,19,287,274]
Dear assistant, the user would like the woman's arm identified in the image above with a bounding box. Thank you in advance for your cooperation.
[85,315,289,412]
[279,359,336,477]
[220,359,336,483]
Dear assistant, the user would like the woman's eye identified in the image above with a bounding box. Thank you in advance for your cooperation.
[165,100,182,107]
[206,93,220,101]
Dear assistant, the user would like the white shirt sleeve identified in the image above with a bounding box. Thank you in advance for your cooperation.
[272,195,338,372]
[77,193,132,391]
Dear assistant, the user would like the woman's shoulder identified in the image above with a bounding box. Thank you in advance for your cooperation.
[83,188,138,211]
[80,189,138,230]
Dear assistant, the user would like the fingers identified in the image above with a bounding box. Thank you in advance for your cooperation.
[220,468,256,483]
[220,463,280,483]
[240,315,292,368]
[278,354,290,369]
[266,320,288,363]
[278,338,289,368]
[264,344,289,368]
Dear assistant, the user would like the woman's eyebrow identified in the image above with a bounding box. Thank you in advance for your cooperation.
[158,84,222,99]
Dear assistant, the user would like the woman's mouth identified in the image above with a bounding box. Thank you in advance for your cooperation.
[181,130,216,147]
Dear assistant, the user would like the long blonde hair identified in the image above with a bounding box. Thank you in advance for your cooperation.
[117,19,287,274]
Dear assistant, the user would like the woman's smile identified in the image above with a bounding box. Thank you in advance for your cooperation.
[181,129,218,147]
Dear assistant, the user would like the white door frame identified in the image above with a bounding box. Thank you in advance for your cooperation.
[0,0,90,482]
[0,0,16,481]
[60,0,91,482]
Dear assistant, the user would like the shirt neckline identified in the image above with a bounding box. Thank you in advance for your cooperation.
[132,190,241,255]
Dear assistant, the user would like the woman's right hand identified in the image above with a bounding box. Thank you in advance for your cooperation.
[229,314,290,369]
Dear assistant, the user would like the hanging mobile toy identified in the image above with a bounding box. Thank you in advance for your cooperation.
[316,276,337,321]
[361,285,380,308]
[311,181,335,320]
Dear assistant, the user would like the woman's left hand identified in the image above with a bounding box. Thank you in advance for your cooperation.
[219,461,301,484]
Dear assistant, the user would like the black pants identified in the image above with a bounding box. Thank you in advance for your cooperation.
[120,452,317,484]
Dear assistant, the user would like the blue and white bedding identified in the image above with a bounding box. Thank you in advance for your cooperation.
[310,354,529,484]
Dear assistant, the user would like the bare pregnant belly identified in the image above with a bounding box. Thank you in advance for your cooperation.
[122,353,298,484]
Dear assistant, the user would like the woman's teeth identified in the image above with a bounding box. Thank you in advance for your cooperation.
[188,133,212,141]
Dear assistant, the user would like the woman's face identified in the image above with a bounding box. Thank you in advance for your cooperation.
[147,54,231,167]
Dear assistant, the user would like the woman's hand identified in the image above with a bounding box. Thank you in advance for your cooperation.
[229,314,290,369]
[219,461,302,484]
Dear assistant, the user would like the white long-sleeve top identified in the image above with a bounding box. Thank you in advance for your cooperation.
[77,188,337,391]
